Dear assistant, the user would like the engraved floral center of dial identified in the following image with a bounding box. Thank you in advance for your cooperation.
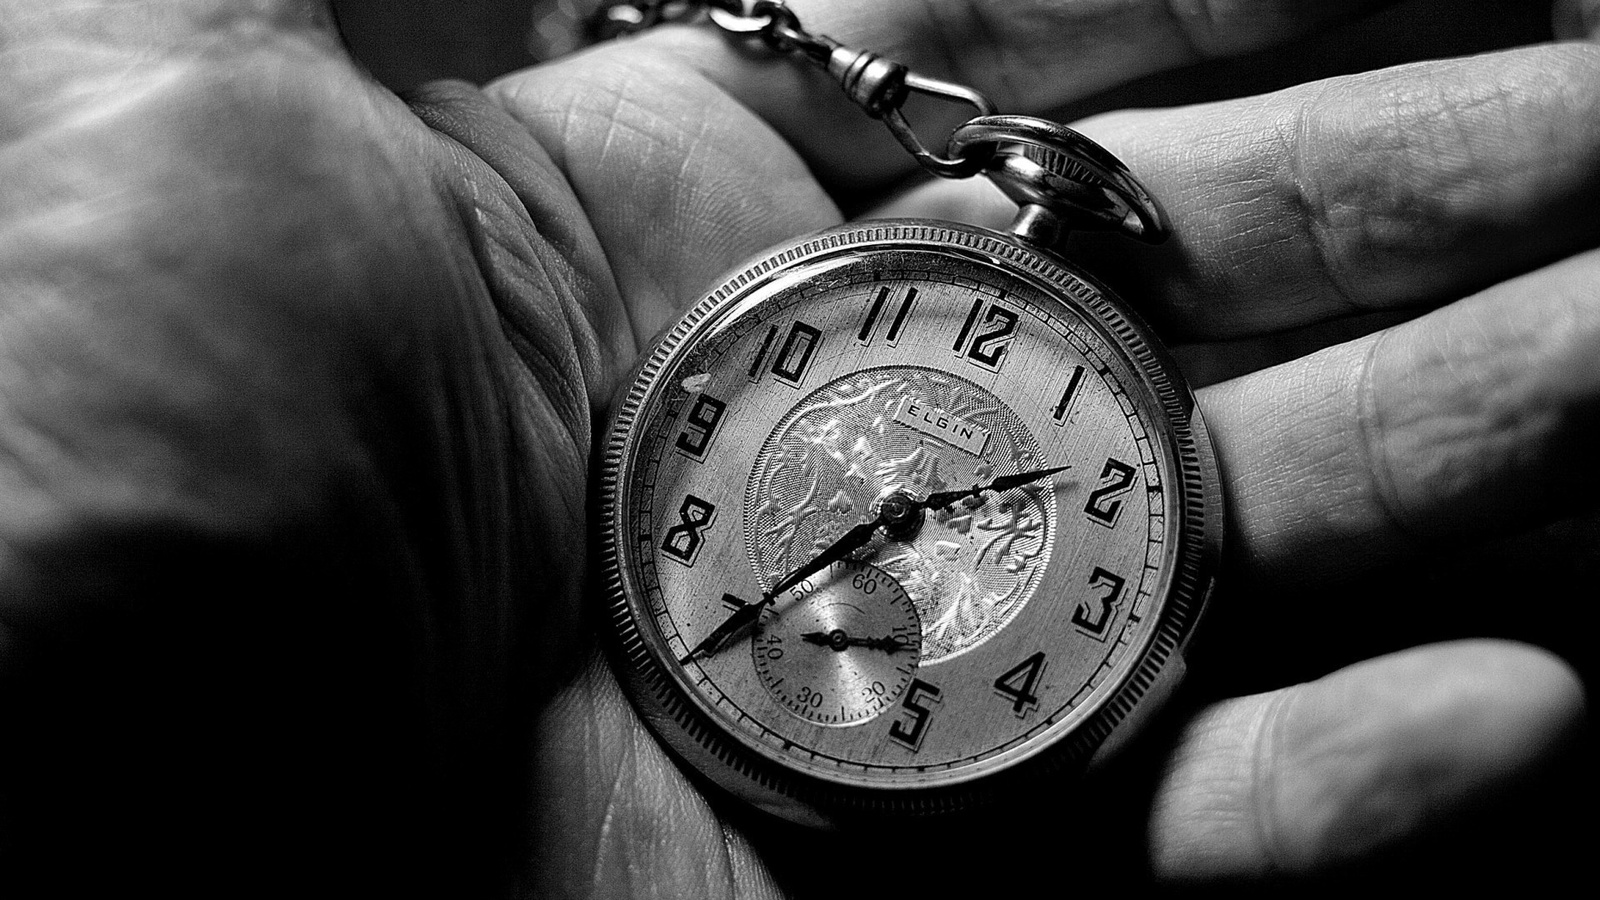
[744,366,1055,663]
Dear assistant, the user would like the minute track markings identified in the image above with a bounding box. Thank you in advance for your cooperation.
[608,229,1205,791]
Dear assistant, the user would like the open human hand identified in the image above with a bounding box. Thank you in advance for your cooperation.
[0,0,1591,895]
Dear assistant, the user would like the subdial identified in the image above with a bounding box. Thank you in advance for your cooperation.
[752,560,922,726]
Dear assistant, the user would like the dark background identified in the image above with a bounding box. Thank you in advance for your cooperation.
[333,0,1555,98]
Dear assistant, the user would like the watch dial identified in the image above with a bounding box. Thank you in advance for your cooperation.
[605,225,1205,798]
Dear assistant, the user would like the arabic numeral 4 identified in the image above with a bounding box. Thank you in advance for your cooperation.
[993,651,1046,716]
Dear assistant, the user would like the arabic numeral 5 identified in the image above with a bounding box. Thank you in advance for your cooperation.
[888,679,941,751]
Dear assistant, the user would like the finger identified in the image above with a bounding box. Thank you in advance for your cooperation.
[1555,0,1600,40]
[869,43,1600,342]
[528,644,1582,892]
[526,650,785,899]
[486,7,1576,355]
[405,78,644,406]
[486,47,842,352]
[478,0,1405,354]
[626,0,1403,191]
[1198,246,1600,589]
[1149,640,1585,881]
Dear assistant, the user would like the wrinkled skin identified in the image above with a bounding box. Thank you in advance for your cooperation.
[0,1,1593,896]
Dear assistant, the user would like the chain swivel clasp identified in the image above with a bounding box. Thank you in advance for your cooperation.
[822,45,998,180]
[701,1,999,179]
[592,1,1166,247]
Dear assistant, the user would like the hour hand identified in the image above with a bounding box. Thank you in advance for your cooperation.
[921,464,1070,511]
[766,464,1069,603]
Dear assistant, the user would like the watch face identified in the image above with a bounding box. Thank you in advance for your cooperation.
[599,221,1217,819]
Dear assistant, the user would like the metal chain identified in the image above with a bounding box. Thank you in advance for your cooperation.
[594,0,999,179]
[593,0,1169,245]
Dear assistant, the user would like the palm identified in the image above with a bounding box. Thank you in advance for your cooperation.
[2,1,1591,896]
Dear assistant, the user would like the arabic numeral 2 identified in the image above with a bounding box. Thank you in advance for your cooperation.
[1083,457,1137,526]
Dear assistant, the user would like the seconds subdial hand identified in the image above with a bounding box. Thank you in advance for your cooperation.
[800,629,910,654]
[680,464,1069,664]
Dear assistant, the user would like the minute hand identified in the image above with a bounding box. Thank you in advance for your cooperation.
[685,508,891,664]
[768,516,887,598]
[920,464,1071,511]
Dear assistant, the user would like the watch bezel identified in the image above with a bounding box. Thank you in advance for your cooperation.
[596,219,1221,825]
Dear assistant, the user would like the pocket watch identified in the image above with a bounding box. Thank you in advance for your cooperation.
[595,0,1221,826]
